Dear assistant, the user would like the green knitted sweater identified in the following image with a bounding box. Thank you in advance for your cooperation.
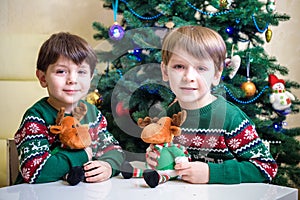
[167,95,277,184]
[14,97,124,184]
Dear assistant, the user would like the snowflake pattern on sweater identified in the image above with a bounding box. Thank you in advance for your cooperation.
[168,96,278,183]
[15,98,123,183]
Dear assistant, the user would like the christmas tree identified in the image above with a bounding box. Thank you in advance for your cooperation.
[91,0,300,187]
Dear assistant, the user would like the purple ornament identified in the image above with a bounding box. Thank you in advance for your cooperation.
[109,24,125,40]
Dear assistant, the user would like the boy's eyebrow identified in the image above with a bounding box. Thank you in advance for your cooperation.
[80,63,90,68]
[52,63,68,68]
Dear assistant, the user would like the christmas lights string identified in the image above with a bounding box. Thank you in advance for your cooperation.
[252,14,269,33]
[120,0,175,20]
[116,69,123,79]
[212,84,269,104]
[224,85,269,104]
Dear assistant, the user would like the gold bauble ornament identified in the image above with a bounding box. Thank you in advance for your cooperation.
[220,0,228,8]
[265,28,272,43]
[86,89,102,106]
[241,80,256,97]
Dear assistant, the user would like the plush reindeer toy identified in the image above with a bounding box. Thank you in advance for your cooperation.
[121,110,190,188]
[50,102,92,186]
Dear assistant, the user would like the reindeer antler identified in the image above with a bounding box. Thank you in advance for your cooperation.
[137,117,152,128]
[56,107,65,125]
[171,110,187,127]
[72,102,87,121]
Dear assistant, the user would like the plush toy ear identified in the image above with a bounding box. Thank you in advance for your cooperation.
[50,125,62,134]
[170,126,182,136]
[72,102,87,122]
[56,107,65,125]
[172,110,187,127]
[137,117,152,128]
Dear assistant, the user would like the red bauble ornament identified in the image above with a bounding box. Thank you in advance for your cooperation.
[241,80,256,97]
[116,101,129,116]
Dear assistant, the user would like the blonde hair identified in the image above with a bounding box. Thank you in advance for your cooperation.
[161,26,226,71]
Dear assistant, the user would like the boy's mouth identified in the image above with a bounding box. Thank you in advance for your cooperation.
[64,89,80,94]
[180,87,197,91]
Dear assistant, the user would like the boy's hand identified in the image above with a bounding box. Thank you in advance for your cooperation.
[175,161,209,184]
[83,161,112,183]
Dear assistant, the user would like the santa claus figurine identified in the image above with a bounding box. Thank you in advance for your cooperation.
[269,74,295,115]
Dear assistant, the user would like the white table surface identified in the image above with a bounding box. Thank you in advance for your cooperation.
[0,175,298,200]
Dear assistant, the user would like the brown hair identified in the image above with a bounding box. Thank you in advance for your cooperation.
[36,32,97,76]
[161,26,226,71]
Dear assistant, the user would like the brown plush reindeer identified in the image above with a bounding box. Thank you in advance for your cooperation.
[121,110,190,188]
[50,102,92,186]
[50,102,91,149]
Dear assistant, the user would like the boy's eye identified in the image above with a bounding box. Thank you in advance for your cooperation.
[173,64,184,69]
[78,69,88,75]
[56,69,67,74]
[197,66,206,71]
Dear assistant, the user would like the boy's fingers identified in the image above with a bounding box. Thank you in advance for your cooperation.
[175,162,190,170]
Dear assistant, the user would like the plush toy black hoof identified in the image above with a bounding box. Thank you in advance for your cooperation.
[143,169,159,188]
[120,161,134,179]
[66,166,85,186]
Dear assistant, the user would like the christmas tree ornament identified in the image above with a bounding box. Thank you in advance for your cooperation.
[273,122,282,132]
[86,89,103,106]
[225,26,235,36]
[241,53,256,97]
[219,0,228,8]
[266,0,276,13]
[219,0,232,9]
[241,79,256,97]
[265,28,272,43]
[109,0,125,40]
[229,55,241,78]
[116,101,129,116]
[210,0,232,10]
[225,44,241,79]
[268,74,295,115]
[194,11,201,20]
[165,21,175,29]
[109,22,125,40]
[186,0,233,17]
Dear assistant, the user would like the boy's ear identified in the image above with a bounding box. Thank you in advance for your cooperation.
[212,68,223,86]
[160,62,169,82]
[36,69,47,88]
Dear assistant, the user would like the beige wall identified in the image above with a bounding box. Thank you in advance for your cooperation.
[0,0,299,187]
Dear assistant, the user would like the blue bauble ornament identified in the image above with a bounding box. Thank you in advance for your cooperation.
[226,26,234,36]
[273,122,282,132]
[109,23,125,40]
[133,49,142,57]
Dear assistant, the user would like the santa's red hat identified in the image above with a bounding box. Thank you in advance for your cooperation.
[269,74,285,87]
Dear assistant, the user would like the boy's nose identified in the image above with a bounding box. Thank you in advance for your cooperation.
[67,72,78,84]
[183,67,196,82]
